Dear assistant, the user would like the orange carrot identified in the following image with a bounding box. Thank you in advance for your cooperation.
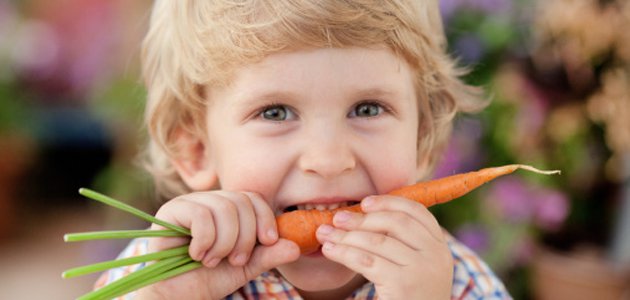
[276,164,560,253]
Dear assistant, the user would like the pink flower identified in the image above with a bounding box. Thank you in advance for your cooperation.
[486,177,535,223]
[485,177,570,231]
[533,189,570,231]
[455,224,490,254]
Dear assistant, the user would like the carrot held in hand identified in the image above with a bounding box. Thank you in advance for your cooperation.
[276,164,560,253]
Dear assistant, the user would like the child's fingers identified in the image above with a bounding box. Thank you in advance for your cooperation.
[152,199,215,260]
[319,240,395,285]
[225,193,257,266]
[329,210,428,251]
[181,192,255,266]
[242,192,278,245]
[196,196,240,267]
[316,225,413,265]
[187,204,218,261]
[164,193,240,264]
[203,191,274,265]
[361,195,444,242]
[243,239,300,280]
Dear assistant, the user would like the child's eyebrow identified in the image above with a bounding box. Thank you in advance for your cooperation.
[352,87,401,100]
[230,89,300,110]
[230,86,404,111]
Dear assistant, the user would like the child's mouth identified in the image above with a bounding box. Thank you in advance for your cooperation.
[282,201,360,213]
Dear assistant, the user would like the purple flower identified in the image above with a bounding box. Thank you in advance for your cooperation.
[533,189,570,231]
[467,0,512,14]
[455,224,490,253]
[65,1,117,93]
[440,0,464,21]
[10,0,117,98]
[486,177,535,223]
[453,34,486,64]
[11,21,60,79]
[516,81,550,137]
[485,176,569,231]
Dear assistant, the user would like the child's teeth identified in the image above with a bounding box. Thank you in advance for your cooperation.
[293,202,350,211]
[286,201,359,213]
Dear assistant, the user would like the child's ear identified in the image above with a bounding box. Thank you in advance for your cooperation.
[170,129,218,191]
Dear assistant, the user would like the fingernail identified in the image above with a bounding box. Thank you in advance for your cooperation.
[206,257,220,268]
[317,224,334,235]
[334,211,351,223]
[322,242,335,251]
[267,228,278,240]
[194,250,207,261]
[362,197,375,208]
[233,253,247,265]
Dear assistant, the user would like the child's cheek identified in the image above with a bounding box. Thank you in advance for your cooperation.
[217,165,278,203]
[374,163,418,194]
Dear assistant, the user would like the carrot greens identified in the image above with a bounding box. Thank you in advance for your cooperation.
[63,188,196,299]
[64,229,185,242]
[78,188,190,235]
[62,245,189,279]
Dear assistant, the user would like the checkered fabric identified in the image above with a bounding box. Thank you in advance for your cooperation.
[95,232,511,299]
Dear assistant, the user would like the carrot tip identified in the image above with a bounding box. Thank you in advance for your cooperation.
[515,164,561,175]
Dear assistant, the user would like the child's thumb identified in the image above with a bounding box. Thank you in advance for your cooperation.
[243,239,300,280]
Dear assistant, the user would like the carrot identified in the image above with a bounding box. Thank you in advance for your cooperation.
[276,164,560,253]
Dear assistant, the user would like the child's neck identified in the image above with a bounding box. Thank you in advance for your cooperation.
[298,274,368,300]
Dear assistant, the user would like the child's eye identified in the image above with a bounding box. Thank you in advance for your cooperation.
[259,104,295,121]
[349,102,385,118]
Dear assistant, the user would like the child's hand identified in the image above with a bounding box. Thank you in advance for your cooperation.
[316,195,454,299]
[136,191,300,299]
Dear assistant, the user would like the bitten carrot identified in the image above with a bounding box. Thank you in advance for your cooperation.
[276,164,560,253]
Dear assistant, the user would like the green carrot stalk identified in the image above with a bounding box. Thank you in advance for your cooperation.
[66,189,199,299]
[64,229,186,242]
[78,188,191,236]
[96,257,196,300]
[104,261,202,300]
[77,255,192,300]
[62,245,190,279]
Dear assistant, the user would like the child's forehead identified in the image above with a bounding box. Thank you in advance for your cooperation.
[206,47,419,107]
[229,47,410,81]
[226,46,414,85]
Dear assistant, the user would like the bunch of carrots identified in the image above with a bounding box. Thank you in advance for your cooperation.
[63,164,559,299]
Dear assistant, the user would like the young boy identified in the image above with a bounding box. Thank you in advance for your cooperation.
[96,0,511,299]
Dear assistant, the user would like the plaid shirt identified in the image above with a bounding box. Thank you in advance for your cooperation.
[95,232,511,299]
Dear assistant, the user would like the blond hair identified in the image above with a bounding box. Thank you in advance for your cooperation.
[142,0,486,199]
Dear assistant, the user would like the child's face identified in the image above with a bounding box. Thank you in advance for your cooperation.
[203,47,420,292]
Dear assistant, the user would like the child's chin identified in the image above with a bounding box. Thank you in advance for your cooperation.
[275,254,358,291]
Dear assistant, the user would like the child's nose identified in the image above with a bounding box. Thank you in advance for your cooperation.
[298,129,356,179]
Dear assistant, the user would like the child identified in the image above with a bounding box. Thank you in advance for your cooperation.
[96,0,511,299]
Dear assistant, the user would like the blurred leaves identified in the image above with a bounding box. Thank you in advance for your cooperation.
[0,0,151,222]
[435,0,630,297]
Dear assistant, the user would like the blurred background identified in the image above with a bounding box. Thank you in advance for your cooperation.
[0,0,628,299]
